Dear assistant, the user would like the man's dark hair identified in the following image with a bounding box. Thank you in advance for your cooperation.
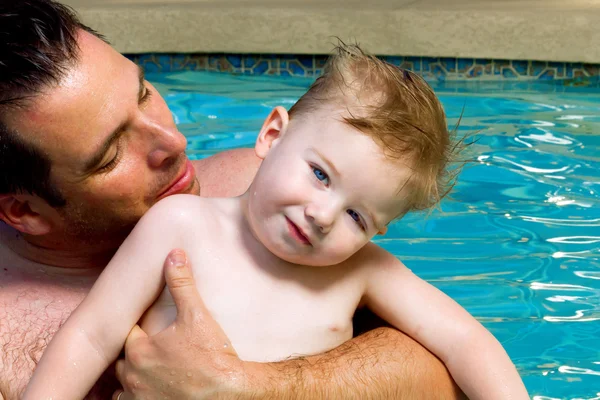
[0,0,103,207]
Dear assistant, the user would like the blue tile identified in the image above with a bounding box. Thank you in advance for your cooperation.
[441,57,456,73]
[421,57,436,73]
[243,56,258,69]
[171,55,190,71]
[548,62,565,77]
[405,56,421,72]
[315,56,328,69]
[538,69,555,80]
[432,65,446,81]
[512,60,528,76]
[420,71,435,81]
[288,60,307,76]
[502,67,517,78]
[468,65,483,78]
[584,64,599,76]
[126,52,589,80]
[157,55,172,71]
[298,56,313,69]
[226,55,242,68]
[566,62,582,78]
[137,54,156,64]
[252,60,269,75]
[457,58,473,73]
[530,61,546,76]
[208,55,222,70]
[278,60,288,71]
[385,56,404,67]
[494,60,510,75]
[139,56,162,73]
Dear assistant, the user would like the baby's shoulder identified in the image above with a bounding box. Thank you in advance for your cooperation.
[346,242,407,273]
[140,194,228,232]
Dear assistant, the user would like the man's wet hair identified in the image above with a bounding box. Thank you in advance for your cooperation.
[0,0,103,207]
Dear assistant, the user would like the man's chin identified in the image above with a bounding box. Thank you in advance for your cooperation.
[187,177,201,196]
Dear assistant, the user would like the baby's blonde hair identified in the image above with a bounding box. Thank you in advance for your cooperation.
[288,42,463,215]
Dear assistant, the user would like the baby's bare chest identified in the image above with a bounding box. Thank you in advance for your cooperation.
[148,239,365,362]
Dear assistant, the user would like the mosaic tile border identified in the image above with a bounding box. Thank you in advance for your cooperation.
[127,53,600,81]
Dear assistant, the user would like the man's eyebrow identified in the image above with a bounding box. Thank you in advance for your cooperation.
[82,67,146,172]
[314,149,340,177]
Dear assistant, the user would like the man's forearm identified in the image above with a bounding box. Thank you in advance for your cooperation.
[244,327,465,400]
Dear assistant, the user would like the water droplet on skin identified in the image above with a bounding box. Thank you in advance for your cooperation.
[170,370,176,376]
[169,381,174,387]
[223,343,228,348]
[187,372,192,377]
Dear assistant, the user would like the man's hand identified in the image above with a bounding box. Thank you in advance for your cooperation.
[112,249,251,399]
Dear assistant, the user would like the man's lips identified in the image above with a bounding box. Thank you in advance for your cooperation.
[157,160,195,199]
[286,217,311,246]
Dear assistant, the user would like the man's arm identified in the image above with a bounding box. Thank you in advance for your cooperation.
[114,250,464,400]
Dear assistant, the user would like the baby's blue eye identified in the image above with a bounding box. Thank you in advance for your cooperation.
[347,209,360,222]
[312,167,329,185]
[347,210,365,230]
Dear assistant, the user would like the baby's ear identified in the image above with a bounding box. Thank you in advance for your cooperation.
[255,106,289,159]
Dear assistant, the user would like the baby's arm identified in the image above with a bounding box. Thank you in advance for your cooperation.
[359,243,528,400]
[24,195,200,400]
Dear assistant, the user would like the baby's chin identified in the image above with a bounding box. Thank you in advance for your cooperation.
[267,245,352,268]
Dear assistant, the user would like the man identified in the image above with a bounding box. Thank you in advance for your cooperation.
[0,1,464,398]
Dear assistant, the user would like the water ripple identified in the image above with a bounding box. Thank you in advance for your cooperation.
[149,72,600,399]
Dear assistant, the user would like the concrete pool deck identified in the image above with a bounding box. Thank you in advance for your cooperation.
[63,0,600,63]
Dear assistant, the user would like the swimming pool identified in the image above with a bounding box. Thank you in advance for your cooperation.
[150,71,600,399]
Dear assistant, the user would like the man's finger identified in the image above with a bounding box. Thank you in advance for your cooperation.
[114,359,126,387]
[125,324,148,345]
[123,325,148,357]
[164,249,207,321]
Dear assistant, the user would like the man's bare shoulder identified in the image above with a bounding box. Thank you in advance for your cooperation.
[192,148,261,198]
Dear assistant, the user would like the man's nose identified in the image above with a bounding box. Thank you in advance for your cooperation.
[145,122,188,168]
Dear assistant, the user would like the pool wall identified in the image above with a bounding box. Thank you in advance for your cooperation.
[64,0,600,80]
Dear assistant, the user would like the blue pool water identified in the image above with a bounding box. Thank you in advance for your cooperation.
[149,71,600,399]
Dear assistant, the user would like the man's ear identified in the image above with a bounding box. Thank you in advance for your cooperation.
[255,106,289,159]
[0,194,54,235]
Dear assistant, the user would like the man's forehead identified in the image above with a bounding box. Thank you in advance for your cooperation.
[8,31,137,155]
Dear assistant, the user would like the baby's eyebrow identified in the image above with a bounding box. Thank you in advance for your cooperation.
[313,148,341,177]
